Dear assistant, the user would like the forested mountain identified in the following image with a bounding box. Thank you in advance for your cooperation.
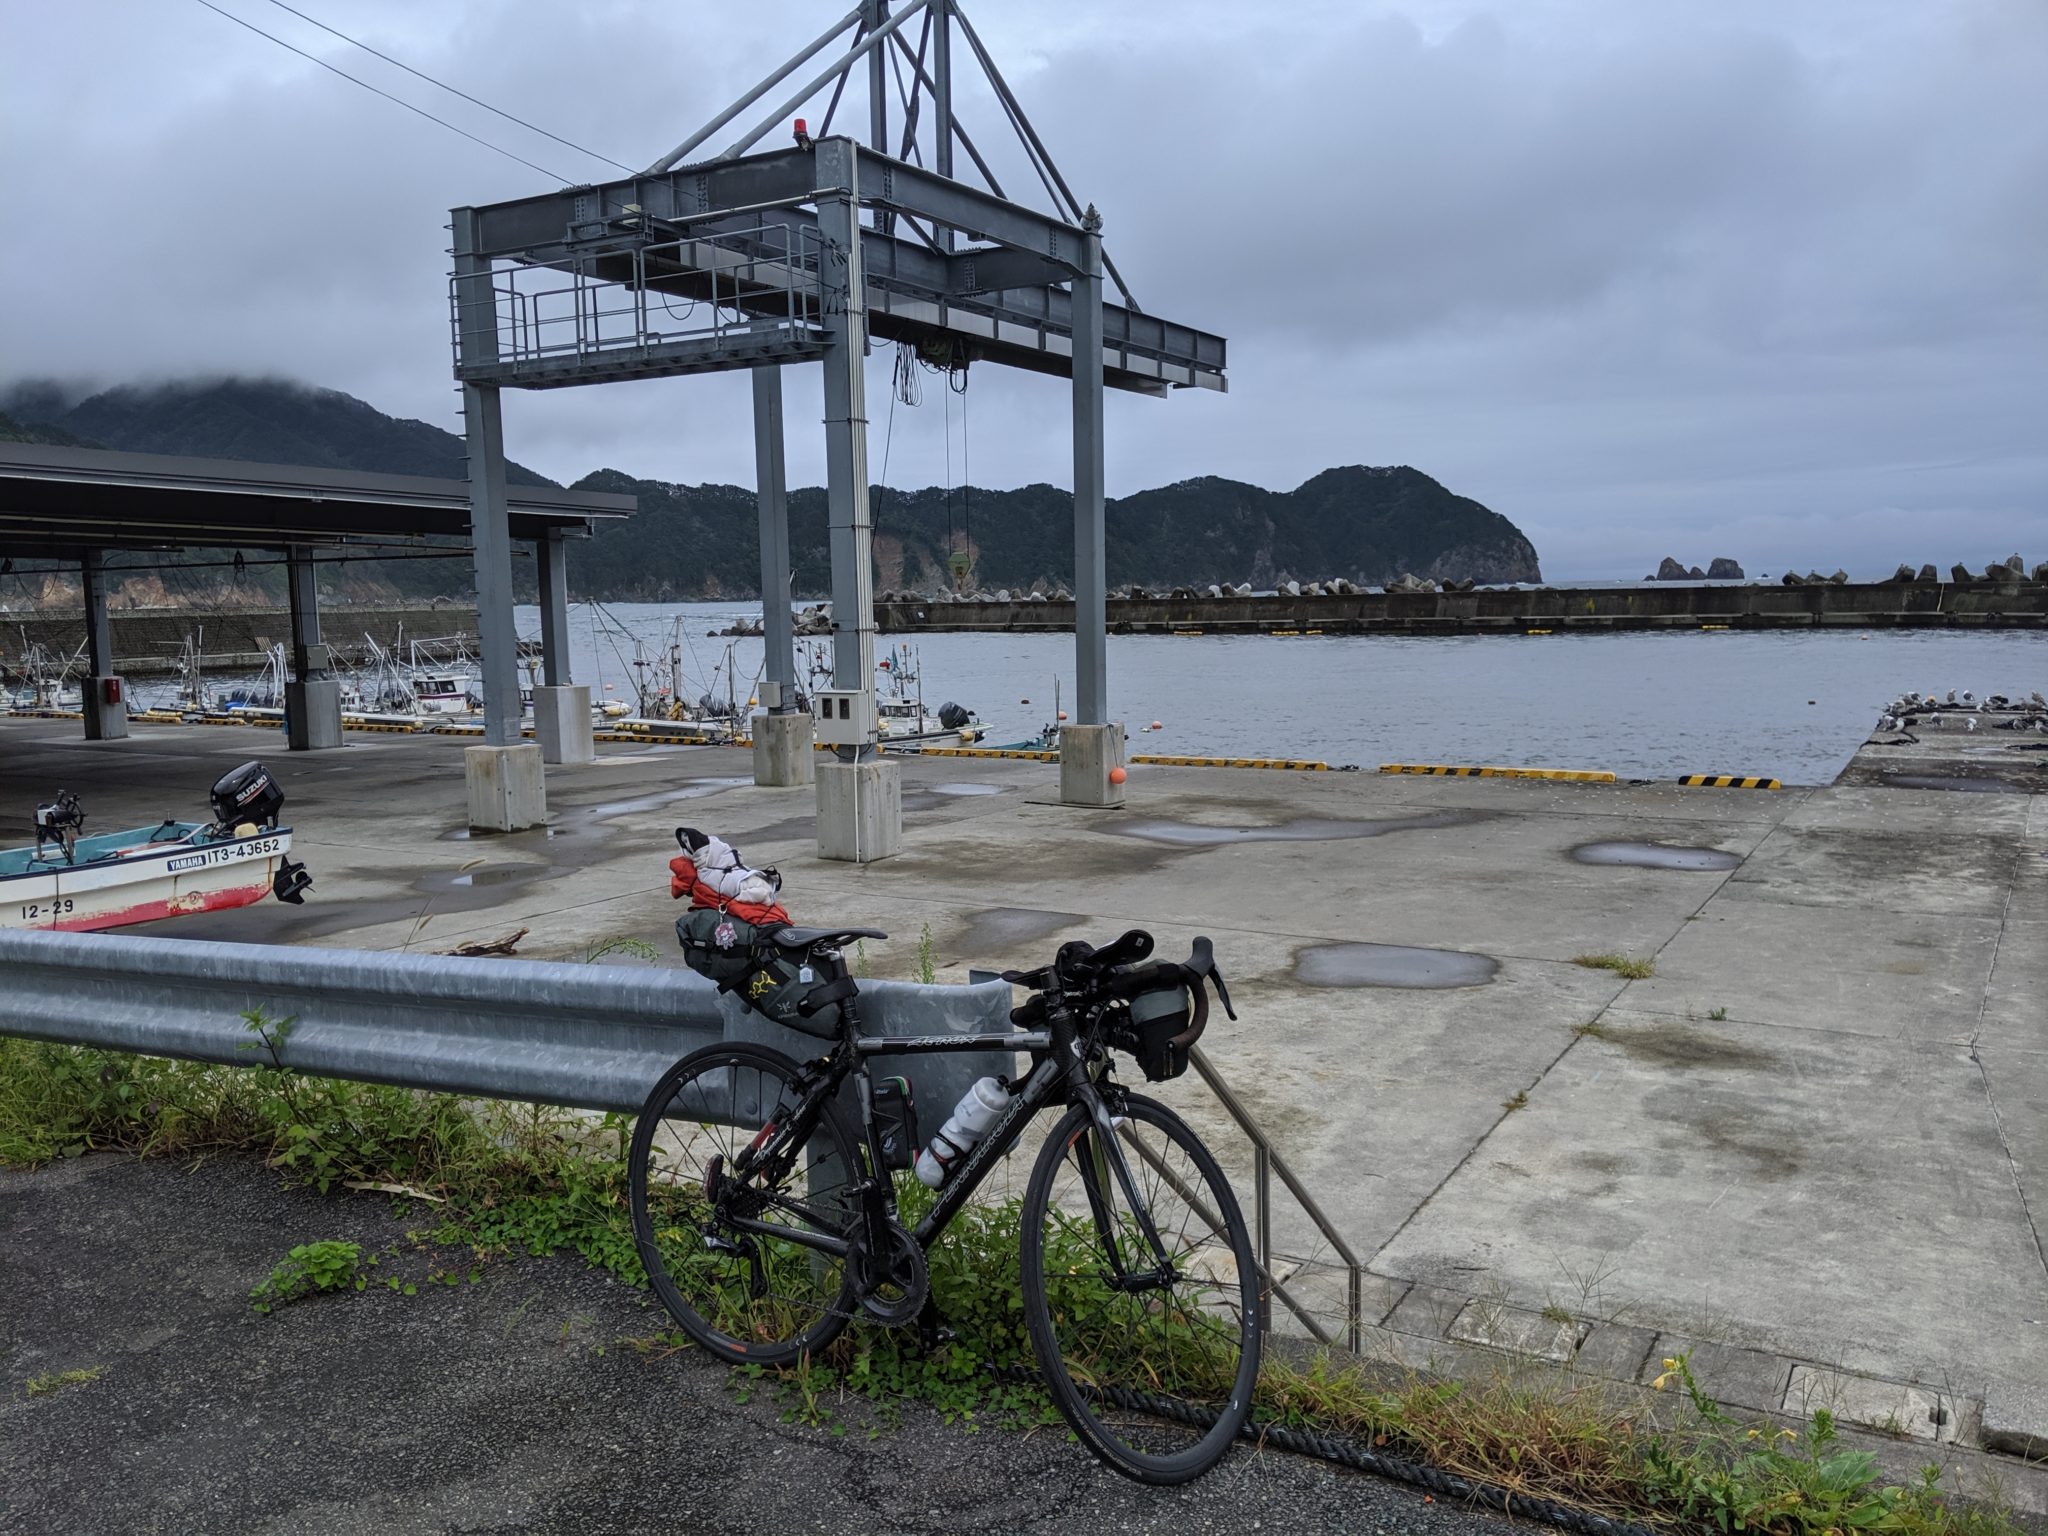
[1,377,1541,603]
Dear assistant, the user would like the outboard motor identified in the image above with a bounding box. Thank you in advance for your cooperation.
[271,859,312,905]
[34,790,85,864]
[210,760,286,831]
[937,701,973,730]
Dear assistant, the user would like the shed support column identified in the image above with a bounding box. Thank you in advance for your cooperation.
[80,550,127,741]
[462,382,545,827]
[532,527,591,766]
[813,138,898,859]
[1061,208,1123,807]
[284,544,342,750]
[752,364,812,787]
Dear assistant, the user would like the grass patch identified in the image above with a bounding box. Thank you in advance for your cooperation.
[1501,1090,1530,1112]
[1573,953,1656,980]
[1259,1352,2015,1536]
[1571,1020,1612,1040]
[0,1032,2019,1533]
[1707,1007,1729,1022]
[24,1366,104,1398]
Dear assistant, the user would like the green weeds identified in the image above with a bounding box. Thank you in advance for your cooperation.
[250,1240,365,1313]
[1572,953,1656,980]
[24,1366,104,1398]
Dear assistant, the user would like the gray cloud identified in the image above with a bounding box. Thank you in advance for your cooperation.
[2,0,2041,578]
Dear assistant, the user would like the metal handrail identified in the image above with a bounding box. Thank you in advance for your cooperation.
[448,221,826,377]
[1189,1044,1367,1353]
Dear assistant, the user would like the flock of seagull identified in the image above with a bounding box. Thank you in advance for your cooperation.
[1873,689,2048,739]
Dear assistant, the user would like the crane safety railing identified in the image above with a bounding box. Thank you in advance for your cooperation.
[449,218,826,378]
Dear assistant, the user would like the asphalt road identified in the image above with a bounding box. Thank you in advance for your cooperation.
[0,1155,1522,1536]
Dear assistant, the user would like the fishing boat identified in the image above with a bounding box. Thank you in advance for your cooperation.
[804,640,981,744]
[2,761,312,932]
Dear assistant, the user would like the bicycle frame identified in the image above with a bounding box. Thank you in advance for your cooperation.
[722,995,1173,1287]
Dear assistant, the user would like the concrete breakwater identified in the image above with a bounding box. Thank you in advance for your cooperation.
[877,577,2048,635]
[2,603,483,676]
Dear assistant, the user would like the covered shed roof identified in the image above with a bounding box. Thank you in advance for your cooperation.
[0,443,632,560]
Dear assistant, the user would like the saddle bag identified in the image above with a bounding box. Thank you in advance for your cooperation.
[675,907,848,1039]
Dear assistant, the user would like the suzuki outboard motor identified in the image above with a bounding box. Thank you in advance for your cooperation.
[937,701,973,730]
[210,760,286,831]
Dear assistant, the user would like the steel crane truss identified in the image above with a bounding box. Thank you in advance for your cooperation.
[450,145,1227,397]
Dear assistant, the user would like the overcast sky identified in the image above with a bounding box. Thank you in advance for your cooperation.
[3,0,2042,579]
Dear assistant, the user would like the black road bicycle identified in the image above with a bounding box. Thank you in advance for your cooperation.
[627,924,1261,1485]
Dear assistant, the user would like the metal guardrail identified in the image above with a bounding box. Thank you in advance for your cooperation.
[0,930,1012,1115]
[2,931,1361,1352]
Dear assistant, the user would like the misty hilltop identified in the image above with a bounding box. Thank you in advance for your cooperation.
[2,377,1540,601]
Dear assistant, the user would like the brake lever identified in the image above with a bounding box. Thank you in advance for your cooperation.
[1209,963,1237,1021]
[1187,936,1237,1020]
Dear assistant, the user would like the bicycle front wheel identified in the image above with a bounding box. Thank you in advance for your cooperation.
[629,1042,862,1367]
[1020,1093,1261,1485]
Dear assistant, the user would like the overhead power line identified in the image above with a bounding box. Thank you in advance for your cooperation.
[256,0,635,174]
[189,0,572,184]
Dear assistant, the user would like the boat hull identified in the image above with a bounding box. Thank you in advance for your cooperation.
[1,827,296,933]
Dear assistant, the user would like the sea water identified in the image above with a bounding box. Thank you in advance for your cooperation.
[529,602,2047,786]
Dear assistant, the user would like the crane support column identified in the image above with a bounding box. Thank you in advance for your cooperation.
[1060,208,1124,807]
[752,364,813,787]
[812,138,899,860]
[531,528,592,765]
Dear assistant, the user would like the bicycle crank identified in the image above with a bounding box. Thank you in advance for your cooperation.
[848,1221,929,1326]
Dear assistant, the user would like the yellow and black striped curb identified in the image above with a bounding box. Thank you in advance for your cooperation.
[1132,754,1332,770]
[917,746,1060,761]
[1380,763,1616,783]
[1678,774,1781,790]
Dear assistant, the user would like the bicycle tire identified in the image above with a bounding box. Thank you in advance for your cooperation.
[629,1042,863,1367]
[1020,1093,1261,1485]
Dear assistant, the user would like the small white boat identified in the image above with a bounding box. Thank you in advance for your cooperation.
[2,761,311,932]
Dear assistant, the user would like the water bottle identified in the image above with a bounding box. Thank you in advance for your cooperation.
[914,1076,1010,1188]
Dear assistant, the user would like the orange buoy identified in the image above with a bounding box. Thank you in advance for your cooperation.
[1108,765,1127,785]
[1057,710,1068,721]
[1150,720,1163,730]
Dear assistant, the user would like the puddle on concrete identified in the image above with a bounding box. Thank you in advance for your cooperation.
[930,782,1005,797]
[1111,810,1492,846]
[954,906,1084,956]
[1879,774,2025,795]
[415,863,551,893]
[1611,1024,1775,1071]
[585,778,754,818]
[1571,840,1740,872]
[1294,942,1498,989]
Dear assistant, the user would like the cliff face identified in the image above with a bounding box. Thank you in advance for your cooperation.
[2,377,1543,600]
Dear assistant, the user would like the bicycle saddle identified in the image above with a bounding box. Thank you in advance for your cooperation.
[769,925,888,950]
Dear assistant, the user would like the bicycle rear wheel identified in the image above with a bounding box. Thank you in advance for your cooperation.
[629,1043,862,1367]
[1020,1093,1261,1485]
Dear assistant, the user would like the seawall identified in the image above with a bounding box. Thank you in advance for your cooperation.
[878,579,2048,635]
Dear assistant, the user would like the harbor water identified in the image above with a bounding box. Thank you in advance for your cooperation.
[522,602,2048,786]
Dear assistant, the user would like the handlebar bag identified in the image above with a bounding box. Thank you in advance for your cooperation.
[1126,973,1198,1082]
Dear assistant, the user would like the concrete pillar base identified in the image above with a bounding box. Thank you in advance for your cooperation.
[815,756,901,862]
[285,679,344,750]
[753,710,816,787]
[1059,722,1126,808]
[533,684,594,765]
[465,743,547,832]
[83,678,128,741]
